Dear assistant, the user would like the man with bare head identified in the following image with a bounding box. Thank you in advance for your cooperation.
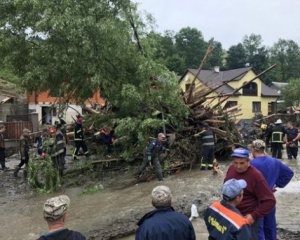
[137,133,168,181]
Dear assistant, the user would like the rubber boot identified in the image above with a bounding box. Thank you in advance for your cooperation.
[14,167,20,177]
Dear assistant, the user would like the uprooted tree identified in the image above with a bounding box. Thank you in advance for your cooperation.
[0,0,189,161]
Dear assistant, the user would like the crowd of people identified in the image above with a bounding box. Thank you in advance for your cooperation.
[37,138,294,239]
[1,117,297,240]
[0,114,116,177]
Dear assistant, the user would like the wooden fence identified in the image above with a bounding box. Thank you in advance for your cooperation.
[3,121,33,139]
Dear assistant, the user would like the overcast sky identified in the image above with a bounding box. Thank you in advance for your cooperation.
[133,0,300,49]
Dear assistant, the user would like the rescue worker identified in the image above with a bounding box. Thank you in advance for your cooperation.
[136,185,195,240]
[73,115,89,160]
[199,123,215,170]
[265,123,273,150]
[285,121,300,160]
[137,133,167,181]
[225,148,276,240]
[270,119,285,159]
[99,127,114,156]
[14,128,32,177]
[251,139,294,240]
[204,179,252,240]
[52,124,66,176]
[0,124,8,171]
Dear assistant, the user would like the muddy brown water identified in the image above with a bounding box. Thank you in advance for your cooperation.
[1,152,300,240]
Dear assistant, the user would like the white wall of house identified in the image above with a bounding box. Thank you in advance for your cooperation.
[29,104,82,125]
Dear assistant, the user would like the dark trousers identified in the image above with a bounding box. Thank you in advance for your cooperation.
[287,146,298,159]
[258,208,276,240]
[139,155,163,181]
[0,147,6,169]
[73,140,88,157]
[19,151,29,168]
[271,143,283,159]
[250,220,260,240]
[201,146,215,168]
[52,153,64,176]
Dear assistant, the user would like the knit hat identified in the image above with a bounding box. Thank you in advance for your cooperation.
[152,186,172,207]
[43,195,70,221]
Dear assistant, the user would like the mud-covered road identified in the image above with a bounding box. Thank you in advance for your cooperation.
[0,153,300,240]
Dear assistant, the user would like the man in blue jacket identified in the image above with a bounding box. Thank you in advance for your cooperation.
[136,185,195,240]
[251,139,294,240]
[204,179,252,240]
[137,133,167,181]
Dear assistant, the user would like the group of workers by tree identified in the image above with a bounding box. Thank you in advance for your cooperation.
[264,119,300,160]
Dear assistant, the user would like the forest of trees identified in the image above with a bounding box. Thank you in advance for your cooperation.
[148,28,300,85]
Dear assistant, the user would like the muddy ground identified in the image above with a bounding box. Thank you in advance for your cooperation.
[0,151,300,240]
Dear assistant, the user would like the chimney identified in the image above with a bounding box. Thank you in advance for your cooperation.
[214,66,220,73]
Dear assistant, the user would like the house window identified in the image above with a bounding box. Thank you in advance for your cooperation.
[224,101,238,109]
[252,102,261,113]
[243,82,258,96]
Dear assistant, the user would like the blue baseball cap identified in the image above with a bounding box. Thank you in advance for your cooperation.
[222,179,247,201]
[231,147,249,158]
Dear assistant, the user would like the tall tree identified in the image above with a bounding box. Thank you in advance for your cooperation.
[242,34,269,73]
[282,78,300,106]
[204,40,224,69]
[0,0,188,160]
[174,27,207,74]
[269,39,300,82]
[226,43,247,69]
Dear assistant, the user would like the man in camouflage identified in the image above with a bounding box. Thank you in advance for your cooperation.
[14,128,32,177]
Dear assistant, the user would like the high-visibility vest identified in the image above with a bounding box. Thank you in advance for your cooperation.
[271,131,283,143]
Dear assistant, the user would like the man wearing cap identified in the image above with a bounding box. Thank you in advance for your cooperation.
[0,124,8,171]
[14,128,32,177]
[136,185,195,240]
[225,147,276,240]
[137,133,168,181]
[270,119,286,159]
[251,139,294,240]
[73,115,89,160]
[204,179,252,240]
[37,195,86,240]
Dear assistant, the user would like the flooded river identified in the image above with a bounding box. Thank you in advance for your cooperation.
[1,153,300,240]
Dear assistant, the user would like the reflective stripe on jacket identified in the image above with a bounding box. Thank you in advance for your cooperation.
[204,201,252,240]
[201,128,215,146]
[271,125,285,143]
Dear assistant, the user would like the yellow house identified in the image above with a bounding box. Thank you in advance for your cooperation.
[179,67,279,119]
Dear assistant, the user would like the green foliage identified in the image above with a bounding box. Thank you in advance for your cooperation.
[226,43,247,69]
[282,78,300,107]
[269,39,300,83]
[28,157,61,193]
